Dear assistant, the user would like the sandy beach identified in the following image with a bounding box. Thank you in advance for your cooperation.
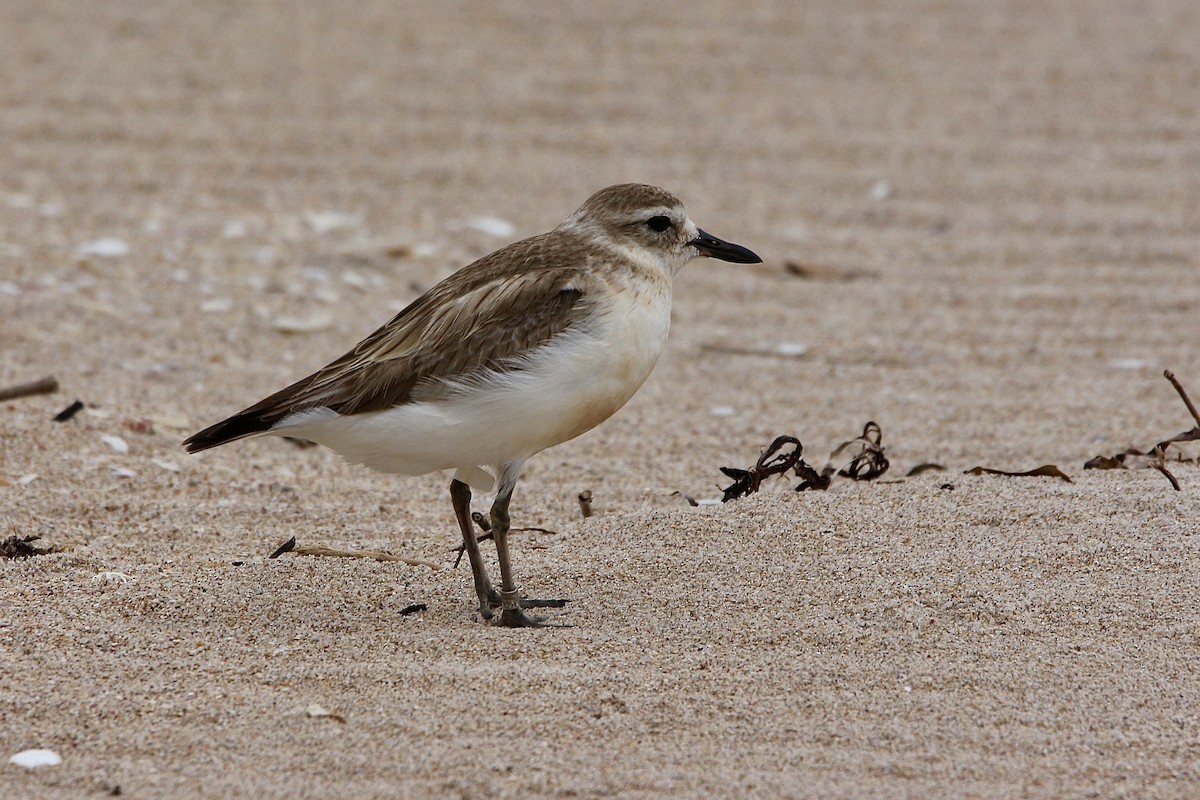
[3,2,1199,797]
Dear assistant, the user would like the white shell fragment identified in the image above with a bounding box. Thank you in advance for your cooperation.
[77,238,130,257]
[200,298,233,314]
[304,211,362,235]
[305,704,347,723]
[773,342,809,357]
[459,216,516,238]
[1109,358,1153,370]
[151,414,191,430]
[101,434,129,454]
[273,311,335,334]
[700,341,808,359]
[222,220,248,239]
[9,749,63,768]
[93,571,134,583]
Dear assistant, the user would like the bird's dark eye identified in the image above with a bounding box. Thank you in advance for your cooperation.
[646,215,672,233]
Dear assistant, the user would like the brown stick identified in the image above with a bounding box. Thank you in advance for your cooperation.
[1152,463,1182,492]
[1150,446,1183,492]
[1164,370,1200,429]
[451,525,561,567]
[0,376,59,402]
[291,544,441,570]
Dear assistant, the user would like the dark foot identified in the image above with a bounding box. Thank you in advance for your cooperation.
[475,598,565,623]
[486,588,568,610]
[496,606,547,628]
[481,589,570,627]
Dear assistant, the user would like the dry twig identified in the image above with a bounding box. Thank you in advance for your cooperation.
[452,519,560,567]
[291,545,441,569]
[1164,369,1200,429]
[268,536,439,569]
[0,376,59,402]
[1150,447,1182,492]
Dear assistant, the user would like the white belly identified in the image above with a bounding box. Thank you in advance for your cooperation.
[272,288,671,489]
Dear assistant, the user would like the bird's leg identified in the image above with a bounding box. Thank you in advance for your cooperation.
[486,461,567,628]
[450,478,496,620]
[489,492,543,628]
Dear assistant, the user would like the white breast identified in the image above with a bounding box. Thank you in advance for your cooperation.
[273,281,673,488]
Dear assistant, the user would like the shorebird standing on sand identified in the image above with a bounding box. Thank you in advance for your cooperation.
[184,184,762,627]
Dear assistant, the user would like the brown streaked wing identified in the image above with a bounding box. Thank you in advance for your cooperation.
[227,233,598,422]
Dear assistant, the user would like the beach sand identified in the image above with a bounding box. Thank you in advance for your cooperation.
[2,2,1198,797]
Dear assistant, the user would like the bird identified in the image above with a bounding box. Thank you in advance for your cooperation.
[183,183,762,627]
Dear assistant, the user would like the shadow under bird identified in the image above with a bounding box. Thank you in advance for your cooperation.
[184,183,762,627]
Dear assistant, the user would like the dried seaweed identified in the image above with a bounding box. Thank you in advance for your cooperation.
[827,421,890,481]
[53,400,84,422]
[1,534,55,559]
[720,425,892,502]
[714,374,1199,504]
[905,462,947,476]
[268,536,297,559]
[1085,370,1199,490]
[964,465,1073,483]
[720,435,803,502]
[1082,454,1128,470]
[791,460,833,493]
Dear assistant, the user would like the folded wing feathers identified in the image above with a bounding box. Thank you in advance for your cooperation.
[202,235,596,434]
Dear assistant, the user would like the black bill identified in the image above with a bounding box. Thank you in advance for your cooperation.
[689,229,762,264]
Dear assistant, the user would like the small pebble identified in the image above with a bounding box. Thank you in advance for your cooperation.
[101,434,129,454]
[77,238,129,257]
[9,749,63,768]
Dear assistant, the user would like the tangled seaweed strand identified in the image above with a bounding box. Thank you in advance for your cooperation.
[720,436,804,502]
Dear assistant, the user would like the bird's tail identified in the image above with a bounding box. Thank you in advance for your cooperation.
[182,412,274,453]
